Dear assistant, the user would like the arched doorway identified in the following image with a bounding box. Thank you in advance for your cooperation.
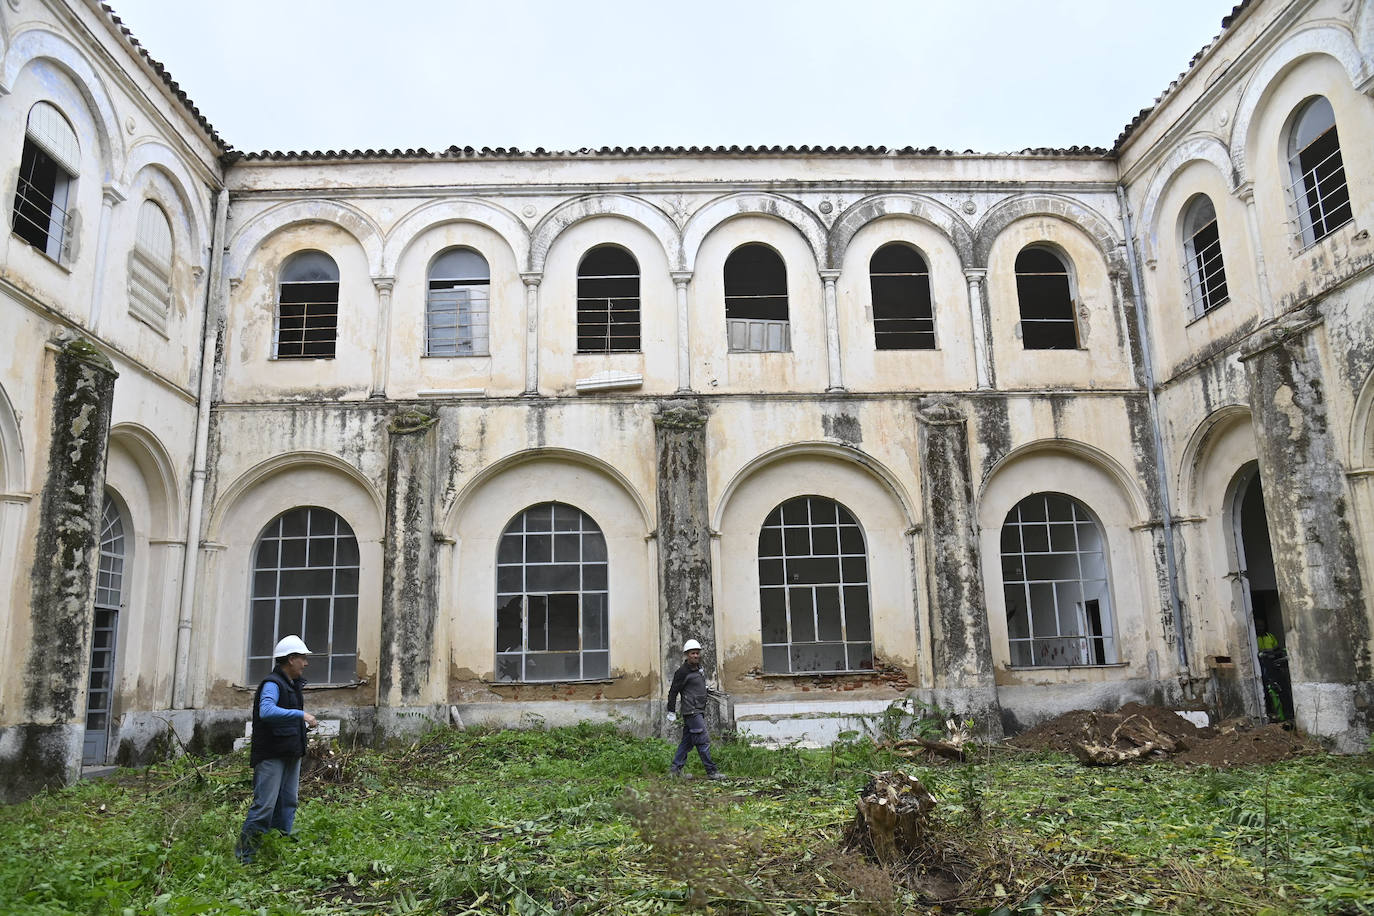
[83,494,127,765]
[1231,464,1292,722]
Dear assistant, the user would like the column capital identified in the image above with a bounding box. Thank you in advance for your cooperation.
[1233,180,1257,204]
[101,183,127,206]
[670,270,694,286]
[963,267,987,282]
[372,275,395,294]
[818,269,842,282]
[520,271,543,288]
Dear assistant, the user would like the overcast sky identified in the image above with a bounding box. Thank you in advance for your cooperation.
[106,0,1241,154]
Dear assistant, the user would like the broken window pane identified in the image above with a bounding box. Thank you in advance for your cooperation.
[1015,247,1078,350]
[547,594,580,651]
[760,588,787,643]
[578,245,641,352]
[870,243,936,349]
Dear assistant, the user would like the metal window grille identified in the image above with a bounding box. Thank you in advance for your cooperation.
[12,138,73,261]
[1286,126,1353,247]
[85,496,125,765]
[1015,251,1078,350]
[870,245,936,350]
[576,262,641,353]
[757,495,874,674]
[1183,216,1229,316]
[247,507,360,685]
[427,285,490,356]
[274,280,339,358]
[495,502,609,682]
[1000,493,1116,667]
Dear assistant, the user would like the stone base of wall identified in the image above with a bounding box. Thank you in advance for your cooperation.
[375,705,449,742]
[0,723,82,803]
[452,699,656,737]
[1292,681,1374,753]
[996,678,1182,736]
[736,687,1003,747]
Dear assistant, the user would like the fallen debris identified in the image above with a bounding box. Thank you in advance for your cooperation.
[844,771,938,867]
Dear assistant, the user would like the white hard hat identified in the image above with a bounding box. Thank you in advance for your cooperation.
[683,639,702,652]
[272,635,311,658]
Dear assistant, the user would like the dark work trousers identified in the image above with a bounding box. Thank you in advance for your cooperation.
[670,712,718,774]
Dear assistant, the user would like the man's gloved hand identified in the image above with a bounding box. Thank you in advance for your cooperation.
[666,711,677,723]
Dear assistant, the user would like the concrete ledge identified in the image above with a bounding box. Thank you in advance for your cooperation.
[453,700,655,736]
[996,678,1179,736]
[1292,680,1374,753]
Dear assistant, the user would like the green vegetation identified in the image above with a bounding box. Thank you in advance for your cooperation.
[1,723,1370,914]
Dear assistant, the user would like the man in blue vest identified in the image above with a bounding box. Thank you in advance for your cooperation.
[235,635,318,863]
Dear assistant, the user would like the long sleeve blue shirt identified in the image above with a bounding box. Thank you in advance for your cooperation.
[258,680,306,723]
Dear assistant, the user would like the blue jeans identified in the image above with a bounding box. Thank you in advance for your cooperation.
[671,712,717,774]
[236,756,301,861]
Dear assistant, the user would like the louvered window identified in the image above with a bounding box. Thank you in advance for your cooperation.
[128,201,174,331]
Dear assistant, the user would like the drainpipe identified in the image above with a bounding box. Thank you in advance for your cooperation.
[1116,185,1189,673]
[172,186,228,709]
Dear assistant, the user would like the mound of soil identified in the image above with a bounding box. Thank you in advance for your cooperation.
[1008,704,1317,768]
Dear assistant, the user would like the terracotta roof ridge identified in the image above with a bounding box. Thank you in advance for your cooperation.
[227,144,1113,163]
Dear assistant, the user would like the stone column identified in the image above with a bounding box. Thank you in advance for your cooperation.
[671,271,693,393]
[377,408,443,737]
[653,400,729,732]
[963,269,992,389]
[820,270,845,392]
[86,184,126,329]
[522,273,542,395]
[1235,181,1275,322]
[1239,307,1372,751]
[5,337,118,801]
[369,277,395,399]
[916,397,1002,736]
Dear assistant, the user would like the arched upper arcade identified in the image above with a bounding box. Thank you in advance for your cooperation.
[382,198,529,277]
[1175,405,1256,518]
[1135,134,1237,264]
[207,451,384,542]
[122,141,211,261]
[973,194,1122,270]
[226,200,385,282]
[1,28,125,180]
[827,194,975,270]
[529,194,679,273]
[681,192,827,274]
[979,438,1150,525]
[106,423,180,539]
[1230,25,1369,184]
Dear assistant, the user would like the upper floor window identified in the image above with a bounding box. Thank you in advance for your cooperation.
[870,243,935,350]
[1014,247,1078,349]
[12,102,79,262]
[275,250,339,359]
[1000,492,1116,667]
[128,200,174,332]
[495,502,609,682]
[725,243,789,352]
[1181,195,1228,316]
[248,506,359,685]
[577,246,640,353]
[426,247,490,357]
[1286,96,1352,247]
[758,495,873,674]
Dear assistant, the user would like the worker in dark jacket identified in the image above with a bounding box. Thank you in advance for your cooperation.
[666,639,723,779]
[235,635,318,862]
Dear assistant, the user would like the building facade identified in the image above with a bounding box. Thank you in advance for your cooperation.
[2,0,1372,800]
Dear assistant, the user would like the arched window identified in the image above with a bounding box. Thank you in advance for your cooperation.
[1286,96,1352,246]
[870,243,935,349]
[1181,195,1228,316]
[84,494,126,765]
[725,243,789,352]
[495,502,609,682]
[1000,493,1116,667]
[12,102,79,262]
[577,246,640,352]
[758,496,873,673]
[248,507,359,684]
[1014,247,1078,349]
[426,247,490,356]
[129,200,175,331]
[275,251,340,359]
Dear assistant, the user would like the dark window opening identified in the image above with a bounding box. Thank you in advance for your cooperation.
[12,139,72,258]
[725,243,789,352]
[1289,98,1352,246]
[1184,196,1228,315]
[427,248,490,356]
[1014,247,1078,349]
[577,246,640,352]
[869,243,935,350]
[276,251,339,359]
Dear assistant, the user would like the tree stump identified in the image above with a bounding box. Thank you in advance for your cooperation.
[844,771,938,866]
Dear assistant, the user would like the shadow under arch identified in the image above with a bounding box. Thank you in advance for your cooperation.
[107,422,181,539]
[442,447,654,537]
[207,451,384,541]
[1350,366,1374,470]
[681,192,827,274]
[226,199,385,281]
[978,438,1150,525]
[1135,134,1237,265]
[0,380,24,491]
[528,194,680,273]
[972,193,1121,270]
[1176,404,1255,517]
[827,193,975,270]
[1,28,126,180]
[381,198,529,277]
[711,442,917,532]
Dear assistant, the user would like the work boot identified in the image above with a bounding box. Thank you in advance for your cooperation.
[669,768,693,780]
[706,772,726,781]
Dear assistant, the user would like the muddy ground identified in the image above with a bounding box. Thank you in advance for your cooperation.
[1006,702,1320,767]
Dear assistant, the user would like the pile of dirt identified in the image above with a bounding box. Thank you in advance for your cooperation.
[1008,703,1317,768]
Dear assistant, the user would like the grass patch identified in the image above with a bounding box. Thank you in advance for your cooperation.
[0,724,1370,914]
